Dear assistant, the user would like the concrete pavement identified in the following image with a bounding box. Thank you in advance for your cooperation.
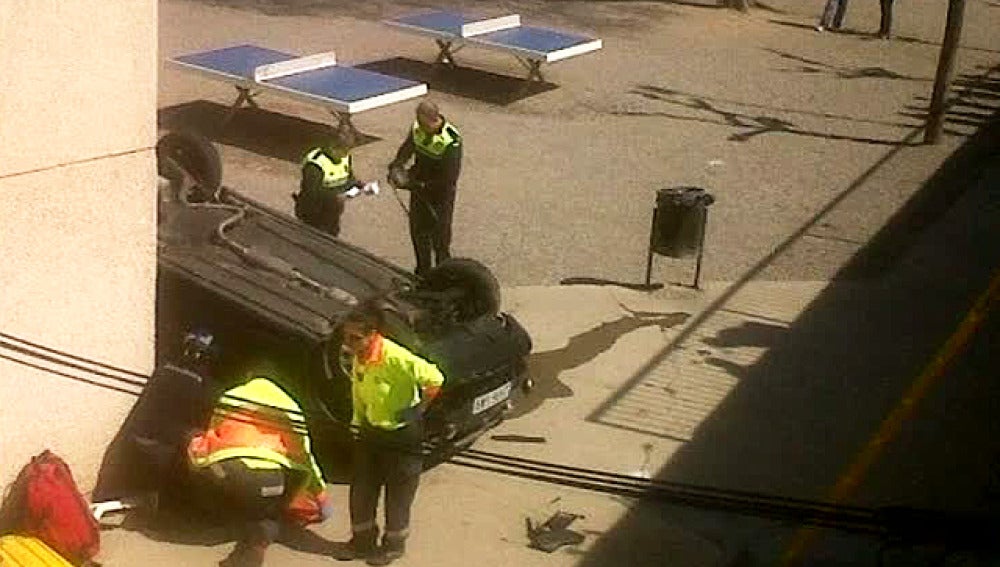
[86,0,1000,565]
[98,131,1000,565]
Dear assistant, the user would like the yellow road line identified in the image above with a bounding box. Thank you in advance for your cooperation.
[781,268,1000,565]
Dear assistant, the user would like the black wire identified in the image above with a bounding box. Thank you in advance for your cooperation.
[0,330,903,534]
[0,331,148,381]
[0,336,148,389]
[464,448,876,519]
[448,456,885,535]
[0,352,144,398]
[453,452,881,534]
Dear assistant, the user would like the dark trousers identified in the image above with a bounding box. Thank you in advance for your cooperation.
[879,0,895,36]
[294,187,346,237]
[191,459,295,545]
[818,0,849,28]
[349,423,424,547]
[409,188,455,277]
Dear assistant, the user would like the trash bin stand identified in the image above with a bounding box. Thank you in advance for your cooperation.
[691,207,708,290]
[644,207,659,288]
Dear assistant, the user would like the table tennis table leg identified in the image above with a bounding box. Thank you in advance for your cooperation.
[514,57,546,96]
[515,58,545,83]
[333,111,361,141]
[434,40,461,68]
[222,86,260,126]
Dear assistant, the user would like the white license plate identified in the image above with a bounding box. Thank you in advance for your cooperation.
[472,381,512,415]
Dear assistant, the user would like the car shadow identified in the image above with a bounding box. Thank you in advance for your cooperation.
[508,306,690,421]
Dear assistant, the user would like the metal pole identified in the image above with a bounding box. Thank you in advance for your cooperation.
[645,208,658,287]
[692,208,708,290]
[924,0,967,144]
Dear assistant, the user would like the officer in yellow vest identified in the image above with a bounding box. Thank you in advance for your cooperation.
[333,299,444,565]
[186,359,332,567]
[388,101,462,277]
[294,128,365,237]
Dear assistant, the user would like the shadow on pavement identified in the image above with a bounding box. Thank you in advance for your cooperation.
[766,18,1000,55]
[578,69,1000,565]
[115,508,235,547]
[620,84,922,145]
[354,57,558,106]
[899,69,1000,134]
[764,48,931,82]
[157,101,381,163]
[508,307,690,421]
[114,509,341,558]
[842,67,1000,278]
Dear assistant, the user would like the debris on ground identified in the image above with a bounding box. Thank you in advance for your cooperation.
[490,434,547,443]
[525,511,586,553]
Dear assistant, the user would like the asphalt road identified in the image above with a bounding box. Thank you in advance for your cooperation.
[159,0,1000,287]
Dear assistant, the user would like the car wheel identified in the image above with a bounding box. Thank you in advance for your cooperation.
[156,131,222,202]
[421,258,502,321]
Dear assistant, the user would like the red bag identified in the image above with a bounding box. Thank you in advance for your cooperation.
[0,451,100,565]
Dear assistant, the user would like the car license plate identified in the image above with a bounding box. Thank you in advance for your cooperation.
[472,381,512,415]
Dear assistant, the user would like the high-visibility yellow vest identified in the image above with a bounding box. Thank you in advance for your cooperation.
[188,377,324,484]
[411,120,460,159]
[303,148,351,188]
[351,337,445,430]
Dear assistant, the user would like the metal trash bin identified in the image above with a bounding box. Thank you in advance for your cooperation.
[652,187,715,257]
[646,186,715,289]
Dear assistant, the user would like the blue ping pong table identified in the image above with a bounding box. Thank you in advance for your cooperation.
[385,11,602,84]
[169,44,428,136]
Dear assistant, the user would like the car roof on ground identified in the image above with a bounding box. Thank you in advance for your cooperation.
[158,188,412,341]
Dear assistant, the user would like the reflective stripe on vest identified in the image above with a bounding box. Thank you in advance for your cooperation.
[412,121,459,159]
[189,378,311,473]
[303,149,351,188]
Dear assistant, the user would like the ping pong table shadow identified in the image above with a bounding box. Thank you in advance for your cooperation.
[354,58,558,106]
[157,101,380,163]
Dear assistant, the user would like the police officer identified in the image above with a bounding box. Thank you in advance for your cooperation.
[186,357,332,567]
[294,128,365,237]
[336,300,444,565]
[388,101,462,277]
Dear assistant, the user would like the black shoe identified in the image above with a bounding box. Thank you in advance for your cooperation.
[330,534,377,561]
[366,546,405,566]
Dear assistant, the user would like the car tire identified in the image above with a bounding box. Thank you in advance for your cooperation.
[156,131,222,202]
[422,258,501,320]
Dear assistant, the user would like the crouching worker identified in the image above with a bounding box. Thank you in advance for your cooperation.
[335,300,444,565]
[186,373,332,567]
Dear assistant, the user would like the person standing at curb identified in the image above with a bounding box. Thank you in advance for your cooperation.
[334,300,444,565]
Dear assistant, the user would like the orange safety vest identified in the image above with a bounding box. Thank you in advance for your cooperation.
[187,377,329,524]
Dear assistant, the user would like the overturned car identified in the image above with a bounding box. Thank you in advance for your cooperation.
[95,133,532,499]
